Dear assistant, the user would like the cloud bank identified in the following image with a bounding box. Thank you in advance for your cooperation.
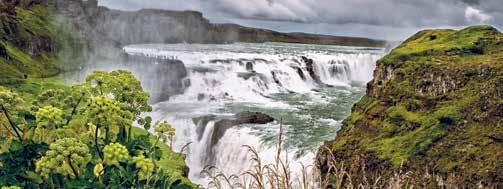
[98,0,502,40]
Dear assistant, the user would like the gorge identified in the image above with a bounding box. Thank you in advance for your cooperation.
[0,0,502,188]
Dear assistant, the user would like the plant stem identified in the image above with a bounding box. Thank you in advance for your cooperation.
[127,125,132,143]
[66,96,83,125]
[149,136,160,157]
[95,124,104,160]
[0,104,23,142]
[67,157,79,177]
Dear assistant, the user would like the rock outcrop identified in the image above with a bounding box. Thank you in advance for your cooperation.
[317,26,503,187]
[212,112,275,146]
[119,54,189,103]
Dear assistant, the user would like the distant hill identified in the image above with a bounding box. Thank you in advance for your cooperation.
[212,24,386,47]
[52,0,386,57]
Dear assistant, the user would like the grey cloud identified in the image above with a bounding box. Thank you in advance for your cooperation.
[99,0,500,26]
[98,0,502,40]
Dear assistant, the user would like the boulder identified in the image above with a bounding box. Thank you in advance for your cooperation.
[211,112,274,146]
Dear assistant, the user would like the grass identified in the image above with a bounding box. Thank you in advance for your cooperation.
[0,4,60,85]
[320,25,503,187]
[380,25,503,68]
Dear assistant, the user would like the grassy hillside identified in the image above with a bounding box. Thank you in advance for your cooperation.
[0,2,60,84]
[317,25,503,187]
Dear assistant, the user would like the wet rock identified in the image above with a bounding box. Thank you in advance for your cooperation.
[120,54,189,103]
[237,72,267,80]
[182,165,190,177]
[197,93,205,101]
[301,56,323,85]
[271,71,282,86]
[211,112,274,146]
[191,66,218,74]
[193,115,217,141]
[246,62,254,71]
[294,66,306,80]
[236,111,275,124]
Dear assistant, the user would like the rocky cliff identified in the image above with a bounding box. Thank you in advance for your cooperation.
[317,25,503,187]
[0,0,60,84]
[51,0,385,58]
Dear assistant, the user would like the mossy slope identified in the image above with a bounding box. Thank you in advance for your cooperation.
[0,1,60,85]
[317,25,503,187]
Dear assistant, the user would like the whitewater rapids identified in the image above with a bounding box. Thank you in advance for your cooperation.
[124,42,384,186]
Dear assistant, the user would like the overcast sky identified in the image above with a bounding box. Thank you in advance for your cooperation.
[98,0,502,41]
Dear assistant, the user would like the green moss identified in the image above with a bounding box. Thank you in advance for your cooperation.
[433,105,462,126]
[369,118,446,167]
[15,5,55,37]
[380,25,501,68]
[321,25,503,186]
[12,77,68,95]
[0,4,60,84]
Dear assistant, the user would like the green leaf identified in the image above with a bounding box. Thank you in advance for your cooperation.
[8,140,23,152]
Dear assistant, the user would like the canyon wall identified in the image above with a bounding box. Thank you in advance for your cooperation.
[316,26,503,187]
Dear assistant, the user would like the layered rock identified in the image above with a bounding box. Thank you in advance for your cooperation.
[119,54,189,103]
[317,26,503,187]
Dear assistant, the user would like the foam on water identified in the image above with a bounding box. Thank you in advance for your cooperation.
[125,42,384,187]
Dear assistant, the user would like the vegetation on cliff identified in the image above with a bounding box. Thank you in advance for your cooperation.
[0,1,60,84]
[318,25,503,187]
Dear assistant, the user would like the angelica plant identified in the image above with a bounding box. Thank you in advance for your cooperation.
[154,121,176,149]
[35,138,91,179]
[132,154,155,181]
[35,106,64,129]
[0,70,192,188]
[103,142,129,166]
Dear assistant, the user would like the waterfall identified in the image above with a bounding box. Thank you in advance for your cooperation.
[124,43,384,187]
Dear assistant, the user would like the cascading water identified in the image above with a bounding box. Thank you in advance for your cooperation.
[124,42,385,186]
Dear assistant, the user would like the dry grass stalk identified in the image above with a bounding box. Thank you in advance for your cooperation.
[201,116,471,189]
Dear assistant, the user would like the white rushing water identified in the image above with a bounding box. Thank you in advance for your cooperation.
[124,42,384,186]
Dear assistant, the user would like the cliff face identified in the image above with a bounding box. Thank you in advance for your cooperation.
[317,26,503,187]
[0,0,60,84]
[52,0,386,56]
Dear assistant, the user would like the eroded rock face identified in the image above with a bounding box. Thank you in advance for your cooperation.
[317,26,503,187]
[366,64,393,98]
[119,54,189,103]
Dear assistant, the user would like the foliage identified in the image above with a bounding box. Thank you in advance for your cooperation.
[103,143,129,166]
[35,106,64,129]
[132,154,155,180]
[35,138,91,179]
[0,70,196,188]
